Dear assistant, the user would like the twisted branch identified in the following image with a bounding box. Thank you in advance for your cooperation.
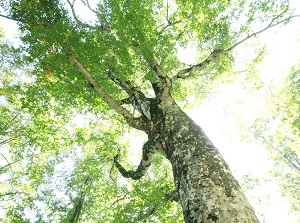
[114,141,156,180]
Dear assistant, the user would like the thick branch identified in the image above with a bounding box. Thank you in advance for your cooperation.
[172,49,226,81]
[108,73,152,120]
[150,61,172,99]
[108,73,136,96]
[114,141,156,180]
[172,7,300,82]
[66,52,145,130]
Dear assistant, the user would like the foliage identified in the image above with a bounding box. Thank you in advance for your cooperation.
[0,0,299,222]
[249,62,300,220]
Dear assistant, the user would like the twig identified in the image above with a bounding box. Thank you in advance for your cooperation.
[138,206,159,221]
[80,0,97,14]
[110,193,128,208]
[172,6,300,81]
[228,7,300,51]
[66,0,110,32]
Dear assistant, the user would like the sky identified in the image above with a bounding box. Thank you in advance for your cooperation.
[187,18,300,223]
[1,1,300,222]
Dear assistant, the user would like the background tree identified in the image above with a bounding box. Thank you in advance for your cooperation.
[248,62,300,221]
[0,0,299,222]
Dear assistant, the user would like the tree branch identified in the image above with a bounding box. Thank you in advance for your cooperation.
[172,49,227,81]
[108,72,153,120]
[0,160,20,172]
[66,52,146,130]
[80,0,97,14]
[172,7,300,82]
[0,13,54,28]
[158,0,192,33]
[137,190,179,221]
[228,8,300,51]
[0,191,24,198]
[0,13,20,22]
[108,72,136,96]
[114,141,156,180]
[138,206,159,221]
[69,177,92,223]
[65,0,110,32]
[110,193,129,208]
[0,153,21,172]
[164,190,179,202]
[150,61,172,100]
[0,113,20,131]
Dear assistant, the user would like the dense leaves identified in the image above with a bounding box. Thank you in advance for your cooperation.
[0,0,299,222]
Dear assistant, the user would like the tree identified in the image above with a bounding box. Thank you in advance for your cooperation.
[0,0,299,222]
[249,61,300,221]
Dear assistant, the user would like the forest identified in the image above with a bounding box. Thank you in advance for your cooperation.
[0,0,299,222]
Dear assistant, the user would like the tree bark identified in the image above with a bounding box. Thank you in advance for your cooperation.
[111,65,260,222]
[115,90,260,222]
[158,98,260,223]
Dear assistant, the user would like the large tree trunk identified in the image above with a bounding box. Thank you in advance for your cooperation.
[93,62,259,222]
[158,98,260,223]
[113,80,260,222]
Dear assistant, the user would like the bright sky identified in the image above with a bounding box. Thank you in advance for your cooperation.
[186,17,300,223]
[1,1,300,222]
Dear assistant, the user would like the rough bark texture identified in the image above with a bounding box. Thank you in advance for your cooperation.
[158,100,260,223]
[67,53,259,222]
[115,91,260,222]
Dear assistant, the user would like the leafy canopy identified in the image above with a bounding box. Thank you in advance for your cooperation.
[0,0,298,222]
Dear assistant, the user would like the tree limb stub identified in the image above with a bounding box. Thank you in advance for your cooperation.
[108,73,136,96]
[114,141,156,180]
[108,74,152,120]
[66,52,145,130]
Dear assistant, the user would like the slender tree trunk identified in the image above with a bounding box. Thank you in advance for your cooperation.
[157,98,259,223]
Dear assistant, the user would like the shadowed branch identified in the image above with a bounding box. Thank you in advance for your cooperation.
[137,190,179,221]
[69,177,92,223]
[114,141,156,180]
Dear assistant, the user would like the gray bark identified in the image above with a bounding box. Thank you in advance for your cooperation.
[160,100,260,223]
[78,55,259,222]
[115,93,259,222]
